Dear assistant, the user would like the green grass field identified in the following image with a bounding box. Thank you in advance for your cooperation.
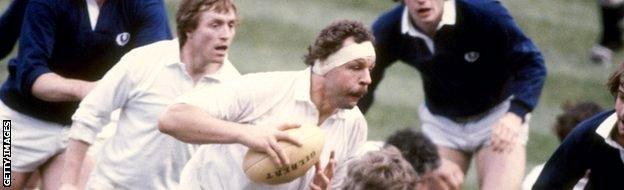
[0,0,617,189]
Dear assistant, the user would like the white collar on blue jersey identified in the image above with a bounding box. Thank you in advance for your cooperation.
[400,0,456,53]
[595,113,624,164]
[86,0,101,30]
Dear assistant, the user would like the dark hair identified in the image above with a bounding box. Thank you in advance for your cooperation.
[554,101,603,142]
[303,20,374,66]
[176,0,237,46]
[344,146,419,190]
[608,61,624,98]
[385,128,440,175]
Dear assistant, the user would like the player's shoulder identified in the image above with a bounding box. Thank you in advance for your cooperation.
[124,39,172,56]
[118,39,177,67]
[239,70,301,84]
[373,4,403,30]
[573,110,615,135]
[460,0,513,23]
[223,70,302,96]
[562,110,615,145]
[133,38,176,52]
[372,4,403,38]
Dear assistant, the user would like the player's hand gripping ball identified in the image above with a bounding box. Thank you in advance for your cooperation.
[243,124,326,184]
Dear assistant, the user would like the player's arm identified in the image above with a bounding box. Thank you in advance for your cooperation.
[159,103,302,166]
[60,52,136,187]
[60,139,90,190]
[32,73,96,102]
[159,103,257,144]
[493,1,547,122]
[11,1,96,102]
[480,2,546,126]
[490,4,546,152]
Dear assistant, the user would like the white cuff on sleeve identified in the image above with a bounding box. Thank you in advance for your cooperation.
[68,122,98,145]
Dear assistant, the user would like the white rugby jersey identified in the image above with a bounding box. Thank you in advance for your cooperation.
[70,39,240,189]
[176,68,368,190]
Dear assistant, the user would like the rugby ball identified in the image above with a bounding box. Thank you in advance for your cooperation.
[242,124,326,184]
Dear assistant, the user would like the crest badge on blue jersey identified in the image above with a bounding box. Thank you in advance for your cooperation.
[116,32,131,46]
[464,51,479,63]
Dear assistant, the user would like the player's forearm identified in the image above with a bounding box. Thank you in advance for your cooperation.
[159,103,248,144]
[31,73,96,102]
[61,139,90,185]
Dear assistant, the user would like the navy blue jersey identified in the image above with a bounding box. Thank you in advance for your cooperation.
[0,0,172,125]
[360,0,546,119]
[534,110,624,190]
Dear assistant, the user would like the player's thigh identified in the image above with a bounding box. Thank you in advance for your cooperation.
[475,143,526,190]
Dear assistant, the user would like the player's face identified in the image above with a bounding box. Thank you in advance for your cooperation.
[324,56,375,109]
[404,0,444,31]
[187,8,237,64]
[615,87,624,137]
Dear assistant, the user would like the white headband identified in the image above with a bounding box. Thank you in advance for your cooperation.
[312,41,375,75]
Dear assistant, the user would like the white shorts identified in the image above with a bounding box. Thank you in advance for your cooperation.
[419,100,530,153]
[0,101,69,172]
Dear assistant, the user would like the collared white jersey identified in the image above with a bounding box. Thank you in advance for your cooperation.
[176,68,368,190]
[70,39,240,189]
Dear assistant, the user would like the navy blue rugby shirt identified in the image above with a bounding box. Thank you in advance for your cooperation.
[533,110,624,190]
[360,0,546,119]
[0,0,172,125]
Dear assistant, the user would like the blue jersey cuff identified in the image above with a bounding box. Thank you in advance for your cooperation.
[23,66,51,96]
[508,100,530,123]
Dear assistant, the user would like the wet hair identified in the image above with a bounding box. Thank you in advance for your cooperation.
[608,61,624,98]
[554,101,603,142]
[385,128,440,175]
[303,20,374,66]
[344,146,419,190]
[176,0,237,46]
